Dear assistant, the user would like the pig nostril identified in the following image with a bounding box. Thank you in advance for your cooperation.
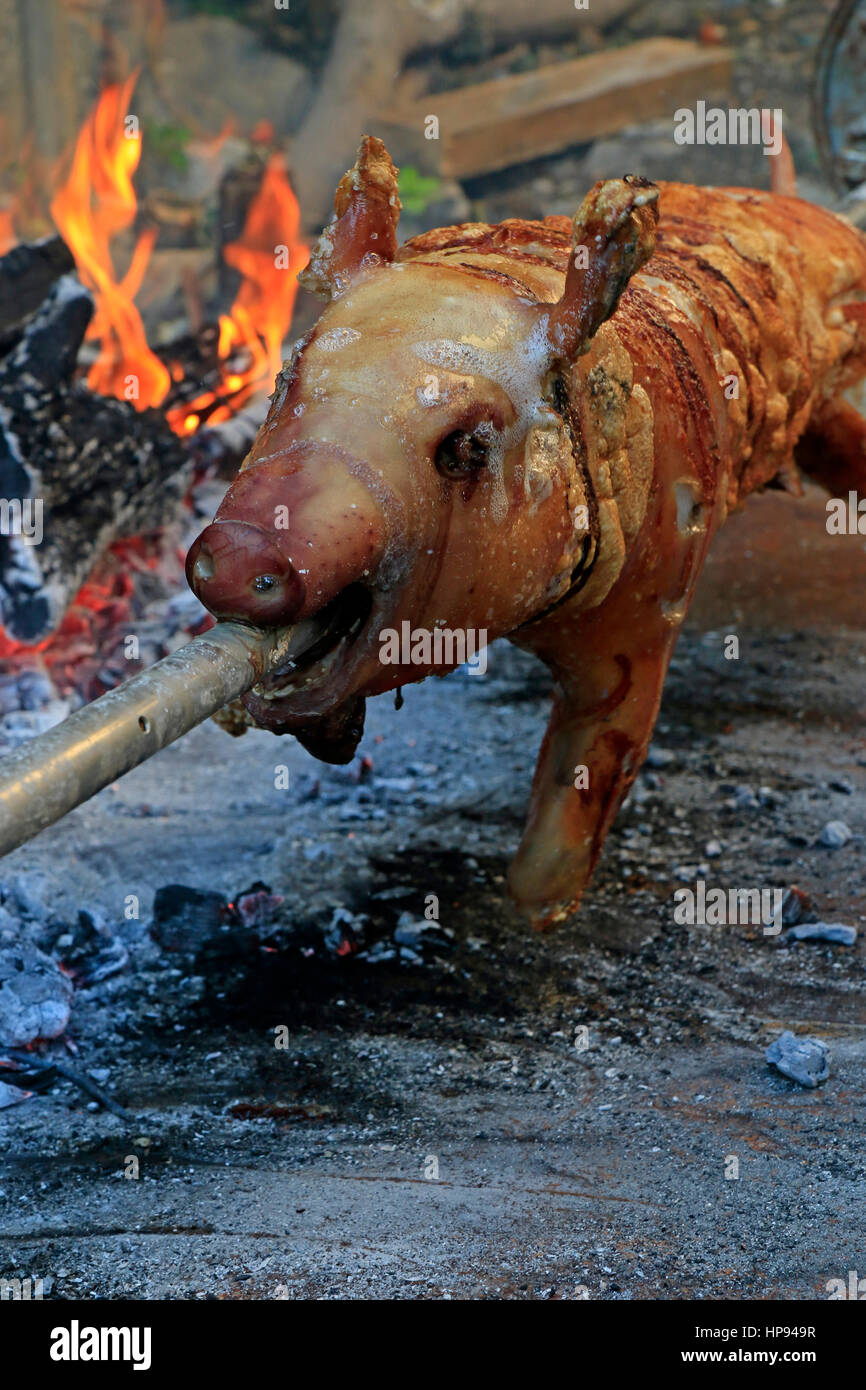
[185,520,305,623]
[192,549,215,584]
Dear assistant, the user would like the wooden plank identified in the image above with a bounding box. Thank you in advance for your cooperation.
[377,38,733,180]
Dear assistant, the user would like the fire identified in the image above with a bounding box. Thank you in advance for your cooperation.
[50,75,171,409]
[0,79,307,671]
[224,153,308,385]
[166,152,307,434]
[0,207,15,255]
[47,77,306,434]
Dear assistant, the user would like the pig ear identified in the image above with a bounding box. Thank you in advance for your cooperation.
[545,177,659,362]
[298,135,401,300]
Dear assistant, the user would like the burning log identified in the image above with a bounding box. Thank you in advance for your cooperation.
[0,234,74,347]
[0,246,191,644]
[0,75,308,658]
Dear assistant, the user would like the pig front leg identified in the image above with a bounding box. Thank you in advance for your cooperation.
[507,584,684,929]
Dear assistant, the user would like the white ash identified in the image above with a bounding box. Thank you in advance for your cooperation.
[0,944,73,1048]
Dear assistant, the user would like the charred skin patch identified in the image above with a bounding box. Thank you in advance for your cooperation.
[553,372,600,596]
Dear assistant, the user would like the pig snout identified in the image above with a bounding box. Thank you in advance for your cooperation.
[187,440,395,632]
[185,519,306,626]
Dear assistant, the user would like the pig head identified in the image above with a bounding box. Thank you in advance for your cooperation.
[187,136,660,913]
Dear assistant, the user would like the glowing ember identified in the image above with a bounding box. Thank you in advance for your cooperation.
[0,532,206,705]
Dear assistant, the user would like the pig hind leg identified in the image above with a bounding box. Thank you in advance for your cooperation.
[795,396,866,497]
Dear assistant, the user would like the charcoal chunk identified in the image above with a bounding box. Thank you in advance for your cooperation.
[150,885,228,954]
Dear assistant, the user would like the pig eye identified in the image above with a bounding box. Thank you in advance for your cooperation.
[434,430,488,480]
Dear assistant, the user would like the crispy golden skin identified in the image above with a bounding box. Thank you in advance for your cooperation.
[187,139,866,927]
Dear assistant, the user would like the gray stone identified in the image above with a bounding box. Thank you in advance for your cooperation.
[818,820,852,848]
[785,922,857,946]
[765,1031,830,1088]
[732,785,760,809]
[645,746,675,768]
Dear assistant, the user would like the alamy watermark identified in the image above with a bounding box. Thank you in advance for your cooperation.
[0,497,43,545]
[50,1321,151,1370]
[0,1274,44,1299]
[674,102,783,156]
[826,1270,866,1299]
[673,879,783,935]
[826,492,866,534]
[379,621,488,675]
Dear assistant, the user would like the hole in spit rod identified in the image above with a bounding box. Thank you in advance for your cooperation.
[138,716,151,734]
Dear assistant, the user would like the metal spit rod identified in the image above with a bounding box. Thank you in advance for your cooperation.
[0,620,293,859]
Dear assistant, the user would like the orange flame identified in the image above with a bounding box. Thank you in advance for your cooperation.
[50,74,170,409]
[49,78,306,433]
[50,76,308,430]
[0,207,15,254]
[166,153,307,434]
[0,82,308,664]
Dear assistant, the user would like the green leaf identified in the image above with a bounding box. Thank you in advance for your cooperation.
[399,165,441,215]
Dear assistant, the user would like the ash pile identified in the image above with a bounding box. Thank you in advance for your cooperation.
[0,829,460,1117]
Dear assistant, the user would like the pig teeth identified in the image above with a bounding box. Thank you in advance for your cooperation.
[254,618,329,697]
[286,616,327,659]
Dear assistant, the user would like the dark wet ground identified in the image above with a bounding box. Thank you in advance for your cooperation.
[0,482,863,1300]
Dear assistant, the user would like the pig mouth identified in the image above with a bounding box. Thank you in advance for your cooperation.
[242,581,376,733]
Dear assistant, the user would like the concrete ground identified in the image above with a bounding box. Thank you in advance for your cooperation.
[0,482,864,1300]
